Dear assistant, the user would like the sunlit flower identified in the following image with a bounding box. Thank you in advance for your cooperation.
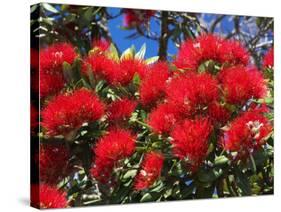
[41,89,104,136]
[219,66,267,105]
[222,109,272,158]
[107,98,137,122]
[174,34,249,72]
[140,62,170,106]
[148,103,183,134]
[166,72,219,110]
[90,129,136,183]
[171,117,213,170]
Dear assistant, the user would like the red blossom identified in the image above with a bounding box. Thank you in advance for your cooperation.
[31,184,68,209]
[219,66,267,105]
[140,62,170,106]
[41,89,104,136]
[263,48,274,69]
[171,117,213,170]
[123,9,155,28]
[90,129,136,183]
[174,34,249,72]
[40,43,77,74]
[134,152,164,191]
[118,58,148,84]
[82,53,119,84]
[40,71,65,98]
[148,103,184,134]
[208,102,231,125]
[39,144,71,184]
[107,98,137,122]
[221,109,272,158]
[166,72,219,110]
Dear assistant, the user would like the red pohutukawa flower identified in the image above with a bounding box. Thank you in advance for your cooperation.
[41,89,104,136]
[208,102,231,125]
[39,144,71,184]
[39,43,77,97]
[171,117,213,170]
[221,109,272,158]
[219,39,249,66]
[263,48,274,69]
[123,9,155,28]
[118,58,148,84]
[90,129,136,183]
[40,43,77,74]
[148,103,183,134]
[82,54,118,84]
[140,62,170,106]
[219,66,267,105]
[40,71,65,98]
[166,72,219,110]
[31,184,68,209]
[134,152,164,191]
[107,98,137,122]
[174,34,249,72]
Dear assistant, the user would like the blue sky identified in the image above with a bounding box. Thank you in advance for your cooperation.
[107,8,177,59]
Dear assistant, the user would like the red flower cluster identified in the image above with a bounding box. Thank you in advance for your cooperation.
[134,152,164,190]
[107,98,137,122]
[207,101,230,125]
[219,66,267,105]
[166,72,219,109]
[39,43,77,97]
[90,129,136,183]
[31,184,68,209]
[41,89,104,136]
[39,144,71,184]
[148,103,183,134]
[222,109,272,158]
[174,34,249,72]
[171,117,213,170]
[123,9,155,28]
[140,62,170,106]
[83,55,148,86]
[263,48,274,69]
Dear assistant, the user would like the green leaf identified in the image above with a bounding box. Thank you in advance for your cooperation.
[181,182,195,199]
[133,73,141,86]
[120,47,134,60]
[123,169,137,179]
[62,62,73,83]
[140,193,153,202]
[42,3,59,13]
[214,155,229,166]
[135,43,146,59]
[145,56,159,65]
[249,153,257,174]
[107,43,119,61]
[234,169,251,196]
[197,167,223,184]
